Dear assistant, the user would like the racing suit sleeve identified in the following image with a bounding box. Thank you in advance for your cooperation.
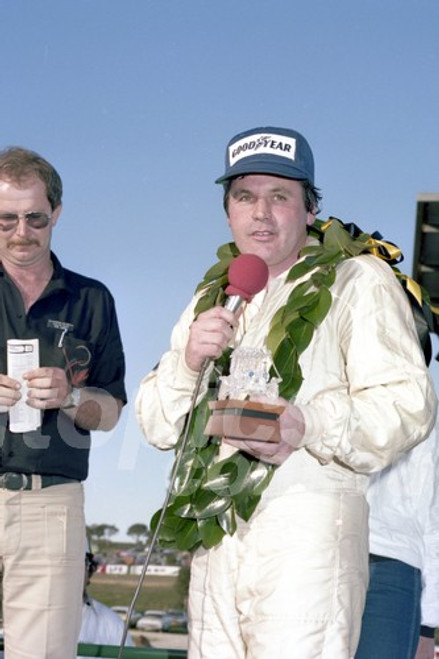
[135,297,213,449]
[296,256,437,472]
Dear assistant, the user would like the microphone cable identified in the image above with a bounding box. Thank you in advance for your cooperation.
[116,361,209,658]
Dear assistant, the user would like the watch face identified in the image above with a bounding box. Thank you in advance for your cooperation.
[62,387,81,409]
[71,387,81,407]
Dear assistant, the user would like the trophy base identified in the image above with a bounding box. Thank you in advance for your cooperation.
[204,399,284,443]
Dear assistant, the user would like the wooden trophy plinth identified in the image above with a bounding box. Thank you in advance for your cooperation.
[204,399,284,443]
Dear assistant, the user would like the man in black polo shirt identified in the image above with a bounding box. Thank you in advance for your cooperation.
[0,147,126,659]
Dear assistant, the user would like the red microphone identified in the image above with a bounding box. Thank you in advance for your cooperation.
[224,254,269,313]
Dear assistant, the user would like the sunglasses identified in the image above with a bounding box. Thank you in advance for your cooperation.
[0,211,52,232]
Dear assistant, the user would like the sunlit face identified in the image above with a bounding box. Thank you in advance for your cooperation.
[227,175,315,279]
[0,175,61,270]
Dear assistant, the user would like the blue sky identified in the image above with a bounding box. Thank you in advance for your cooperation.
[1,0,438,541]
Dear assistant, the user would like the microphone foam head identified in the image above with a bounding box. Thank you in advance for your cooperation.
[225,254,269,301]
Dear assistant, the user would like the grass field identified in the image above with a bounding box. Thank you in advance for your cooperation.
[88,572,183,613]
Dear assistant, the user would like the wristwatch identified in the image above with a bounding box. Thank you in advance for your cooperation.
[62,387,81,409]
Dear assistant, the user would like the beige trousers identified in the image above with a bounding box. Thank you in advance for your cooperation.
[0,482,85,659]
[189,489,369,659]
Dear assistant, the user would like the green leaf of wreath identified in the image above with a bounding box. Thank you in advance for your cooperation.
[150,505,201,551]
[204,458,248,496]
[189,398,214,449]
[172,452,205,496]
[285,259,314,281]
[217,242,240,260]
[191,488,231,519]
[273,337,303,399]
[233,491,264,522]
[310,267,336,288]
[237,458,275,497]
[266,313,292,355]
[198,264,230,287]
[322,220,370,257]
[198,516,226,548]
[300,286,332,326]
[286,317,314,353]
[217,505,237,536]
[194,280,228,315]
[174,518,202,551]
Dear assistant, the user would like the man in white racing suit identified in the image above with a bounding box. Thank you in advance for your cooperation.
[136,126,437,658]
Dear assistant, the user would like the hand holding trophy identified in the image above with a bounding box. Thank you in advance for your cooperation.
[204,346,285,443]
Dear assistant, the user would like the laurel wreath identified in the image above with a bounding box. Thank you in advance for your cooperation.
[150,217,436,552]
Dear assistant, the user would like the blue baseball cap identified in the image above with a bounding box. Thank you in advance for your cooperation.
[215,126,315,186]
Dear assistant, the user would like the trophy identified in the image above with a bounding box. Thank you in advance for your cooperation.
[204,346,284,443]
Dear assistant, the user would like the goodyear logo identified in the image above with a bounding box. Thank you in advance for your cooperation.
[229,133,297,166]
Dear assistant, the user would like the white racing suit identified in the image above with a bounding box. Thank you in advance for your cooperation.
[136,252,437,658]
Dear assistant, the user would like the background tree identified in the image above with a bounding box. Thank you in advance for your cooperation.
[127,523,149,545]
[87,523,106,545]
[86,523,119,553]
[102,524,119,541]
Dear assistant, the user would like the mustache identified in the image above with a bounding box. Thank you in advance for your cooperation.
[7,239,39,248]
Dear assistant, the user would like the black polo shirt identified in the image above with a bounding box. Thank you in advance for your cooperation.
[0,253,127,480]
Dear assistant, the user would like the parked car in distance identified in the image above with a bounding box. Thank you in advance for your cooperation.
[136,609,166,632]
[161,609,188,633]
[111,605,142,628]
